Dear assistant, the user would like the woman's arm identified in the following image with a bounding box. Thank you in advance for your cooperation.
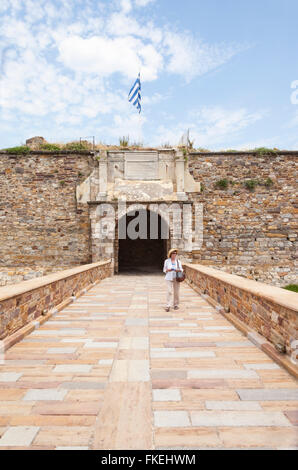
[163,259,168,273]
[163,259,172,273]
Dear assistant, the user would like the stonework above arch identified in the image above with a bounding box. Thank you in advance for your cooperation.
[76,148,201,205]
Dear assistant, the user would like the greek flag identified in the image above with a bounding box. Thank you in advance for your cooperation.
[128,73,141,113]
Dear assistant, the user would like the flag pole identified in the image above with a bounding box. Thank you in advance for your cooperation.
[139,68,142,146]
[128,68,142,145]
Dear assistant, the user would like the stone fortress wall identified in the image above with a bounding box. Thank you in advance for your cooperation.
[188,151,297,285]
[0,149,297,286]
[0,151,94,277]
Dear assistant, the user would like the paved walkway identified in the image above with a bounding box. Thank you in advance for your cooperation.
[0,274,297,450]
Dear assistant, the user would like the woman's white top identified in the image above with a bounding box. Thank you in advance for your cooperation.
[163,258,183,281]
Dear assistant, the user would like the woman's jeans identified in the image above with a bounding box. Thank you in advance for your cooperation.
[166,279,180,308]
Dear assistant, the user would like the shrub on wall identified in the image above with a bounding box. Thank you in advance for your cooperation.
[40,143,61,151]
[64,141,90,151]
[5,146,30,154]
[264,177,274,187]
[283,284,298,293]
[243,178,274,191]
[119,136,129,147]
[244,179,259,191]
[253,147,279,156]
[215,178,229,190]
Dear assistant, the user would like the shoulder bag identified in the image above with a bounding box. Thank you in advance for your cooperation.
[176,259,185,283]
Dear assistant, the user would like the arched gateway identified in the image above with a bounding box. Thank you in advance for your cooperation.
[82,149,201,273]
[117,209,168,273]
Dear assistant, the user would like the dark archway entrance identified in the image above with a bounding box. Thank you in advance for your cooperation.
[118,209,168,273]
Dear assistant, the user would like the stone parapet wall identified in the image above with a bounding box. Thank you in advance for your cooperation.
[0,266,70,286]
[0,260,112,341]
[184,263,298,359]
[204,264,295,288]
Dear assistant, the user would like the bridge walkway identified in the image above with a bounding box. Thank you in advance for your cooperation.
[0,274,297,449]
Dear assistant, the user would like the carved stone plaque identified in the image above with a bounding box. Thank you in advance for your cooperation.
[124,151,159,180]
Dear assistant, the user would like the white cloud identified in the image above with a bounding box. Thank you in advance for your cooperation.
[106,12,163,44]
[134,0,155,6]
[0,42,126,120]
[0,0,10,14]
[57,24,244,83]
[196,106,264,136]
[231,138,280,150]
[0,0,250,146]
[164,32,246,81]
[99,112,146,143]
[58,35,163,81]
[152,106,265,148]
[142,92,164,105]
[0,18,36,48]
[23,0,46,24]
[120,0,132,14]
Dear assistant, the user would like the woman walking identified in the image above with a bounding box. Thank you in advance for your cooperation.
[163,248,183,312]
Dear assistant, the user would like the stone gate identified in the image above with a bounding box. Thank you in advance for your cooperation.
[76,148,201,272]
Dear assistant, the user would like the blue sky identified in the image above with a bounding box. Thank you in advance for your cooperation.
[1,0,298,149]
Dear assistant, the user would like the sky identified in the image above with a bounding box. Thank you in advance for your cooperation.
[1,0,298,150]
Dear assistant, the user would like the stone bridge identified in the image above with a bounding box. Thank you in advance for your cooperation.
[0,261,297,449]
